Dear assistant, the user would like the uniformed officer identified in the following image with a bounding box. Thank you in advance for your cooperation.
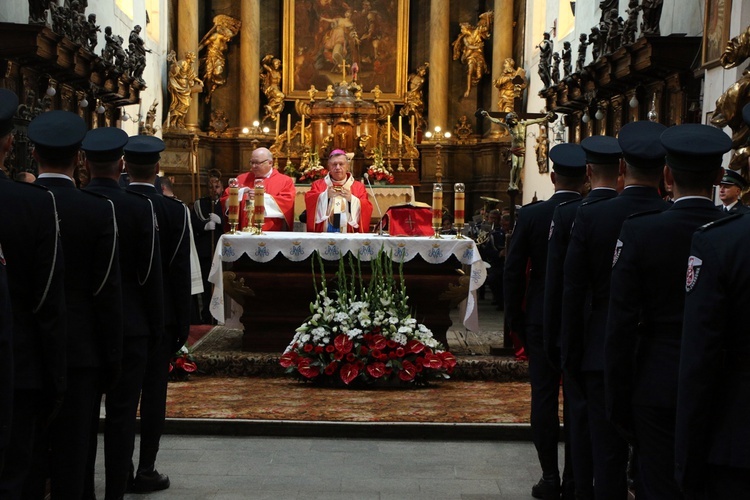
[544,135,621,500]
[561,121,671,500]
[81,127,165,500]
[504,143,586,499]
[28,110,123,498]
[124,135,191,492]
[190,168,224,324]
[676,212,750,499]
[717,168,748,213]
[0,90,66,499]
[605,124,730,499]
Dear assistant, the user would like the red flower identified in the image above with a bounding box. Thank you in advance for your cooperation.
[324,361,338,375]
[297,359,321,379]
[359,346,369,356]
[356,360,365,370]
[346,352,356,362]
[303,343,314,353]
[395,347,405,358]
[370,348,382,360]
[366,362,386,379]
[279,351,298,368]
[314,346,324,354]
[423,353,443,370]
[386,340,398,349]
[439,351,457,370]
[368,334,386,350]
[388,351,397,359]
[325,345,335,353]
[339,363,359,385]
[334,334,353,354]
[334,351,344,361]
[398,360,417,382]
[181,360,197,373]
[406,340,425,354]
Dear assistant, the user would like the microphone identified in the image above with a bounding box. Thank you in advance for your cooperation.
[363,172,385,236]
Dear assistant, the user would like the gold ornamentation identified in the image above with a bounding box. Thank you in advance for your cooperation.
[452,11,493,98]
[199,15,241,103]
[400,62,428,130]
[493,58,527,116]
[261,54,285,124]
[167,50,203,129]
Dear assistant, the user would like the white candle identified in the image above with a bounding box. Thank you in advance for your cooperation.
[398,115,402,145]
[387,115,391,145]
[301,115,305,143]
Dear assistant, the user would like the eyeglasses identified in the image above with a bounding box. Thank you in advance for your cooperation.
[250,159,270,166]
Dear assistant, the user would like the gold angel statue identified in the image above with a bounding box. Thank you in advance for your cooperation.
[199,14,241,103]
[493,58,527,115]
[260,54,285,124]
[400,62,429,130]
[167,50,203,129]
[452,11,493,98]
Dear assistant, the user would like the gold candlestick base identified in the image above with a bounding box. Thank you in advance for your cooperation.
[229,222,238,234]
[455,223,466,239]
[430,225,443,239]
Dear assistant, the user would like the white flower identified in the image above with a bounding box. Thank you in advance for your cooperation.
[347,328,362,339]
[388,316,399,325]
[299,333,310,343]
[379,297,391,306]
[393,333,407,345]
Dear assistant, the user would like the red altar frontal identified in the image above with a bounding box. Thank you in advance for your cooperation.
[209,233,486,352]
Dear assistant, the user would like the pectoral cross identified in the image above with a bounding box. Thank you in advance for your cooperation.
[341,60,350,82]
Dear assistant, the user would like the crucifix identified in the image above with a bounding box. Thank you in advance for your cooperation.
[340,60,350,82]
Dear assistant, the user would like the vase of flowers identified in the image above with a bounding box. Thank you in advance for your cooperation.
[366,147,395,185]
[297,150,328,183]
[169,345,198,381]
[280,250,456,387]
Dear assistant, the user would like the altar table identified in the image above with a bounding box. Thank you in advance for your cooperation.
[208,233,486,352]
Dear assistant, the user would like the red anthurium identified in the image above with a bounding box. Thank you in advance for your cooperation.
[297,359,321,379]
[168,363,174,373]
[334,334,353,354]
[279,351,298,368]
[423,353,443,369]
[368,334,386,350]
[439,351,457,370]
[324,361,338,375]
[339,363,359,385]
[398,360,417,381]
[366,362,386,378]
[406,340,425,354]
[182,360,197,373]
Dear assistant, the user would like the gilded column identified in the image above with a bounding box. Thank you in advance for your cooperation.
[240,0,260,127]
[491,0,514,113]
[177,0,200,129]
[428,0,449,131]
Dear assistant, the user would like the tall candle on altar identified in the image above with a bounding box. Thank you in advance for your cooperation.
[275,115,280,137]
[411,115,415,142]
[253,179,265,226]
[300,115,305,143]
[227,178,239,227]
[454,183,465,225]
[386,115,391,145]
[398,115,402,145]
[432,183,443,227]
[286,114,291,138]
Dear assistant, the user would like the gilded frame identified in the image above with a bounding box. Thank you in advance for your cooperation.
[702,0,731,69]
[282,0,409,100]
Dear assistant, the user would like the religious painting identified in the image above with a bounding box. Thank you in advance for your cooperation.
[702,0,731,68]
[282,0,409,100]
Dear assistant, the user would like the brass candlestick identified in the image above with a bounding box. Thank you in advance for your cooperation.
[241,195,254,233]
[454,223,466,239]
[397,144,404,172]
[227,178,239,234]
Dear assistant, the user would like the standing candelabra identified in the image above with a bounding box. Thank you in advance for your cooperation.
[424,126,451,183]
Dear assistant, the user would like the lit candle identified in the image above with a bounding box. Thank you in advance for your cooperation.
[287,114,291,138]
[432,183,443,228]
[254,179,265,226]
[227,178,239,230]
[301,115,305,144]
[411,115,415,142]
[386,115,391,145]
[398,115,402,145]
[454,183,465,226]
[275,115,280,137]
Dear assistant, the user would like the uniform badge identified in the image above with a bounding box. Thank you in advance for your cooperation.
[0,243,5,265]
[612,239,623,267]
[548,220,555,240]
[685,256,702,292]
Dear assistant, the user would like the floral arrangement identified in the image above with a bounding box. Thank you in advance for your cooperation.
[169,345,198,381]
[280,250,456,386]
[366,147,395,184]
[297,150,328,183]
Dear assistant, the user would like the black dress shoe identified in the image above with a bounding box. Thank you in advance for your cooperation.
[531,476,561,500]
[128,470,170,493]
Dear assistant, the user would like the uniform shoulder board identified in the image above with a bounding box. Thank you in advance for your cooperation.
[165,195,185,205]
[557,198,580,207]
[80,189,111,201]
[21,182,51,193]
[625,209,662,220]
[696,213,743,233]
[581,196,609,207]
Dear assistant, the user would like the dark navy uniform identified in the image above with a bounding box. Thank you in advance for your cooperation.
[0,244,11,475]
[190,194,224,323]
[124,136,191,491]
[676,214,750,498]
[606,123,731,500]
[0,92,66,499]
[29,111,123,499]
[561,121,670,500]
[545,134,621,500]
[718,169,749,214]
[82,127,165,500]
[504,143,585,498]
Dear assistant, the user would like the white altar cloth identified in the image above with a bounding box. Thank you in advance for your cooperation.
[208,232,486,331]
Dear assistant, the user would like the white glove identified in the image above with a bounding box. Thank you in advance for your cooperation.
[204,221,216,231]
[208,212,221,224]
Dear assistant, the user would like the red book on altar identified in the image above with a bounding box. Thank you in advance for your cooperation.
[381,203,433,236]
